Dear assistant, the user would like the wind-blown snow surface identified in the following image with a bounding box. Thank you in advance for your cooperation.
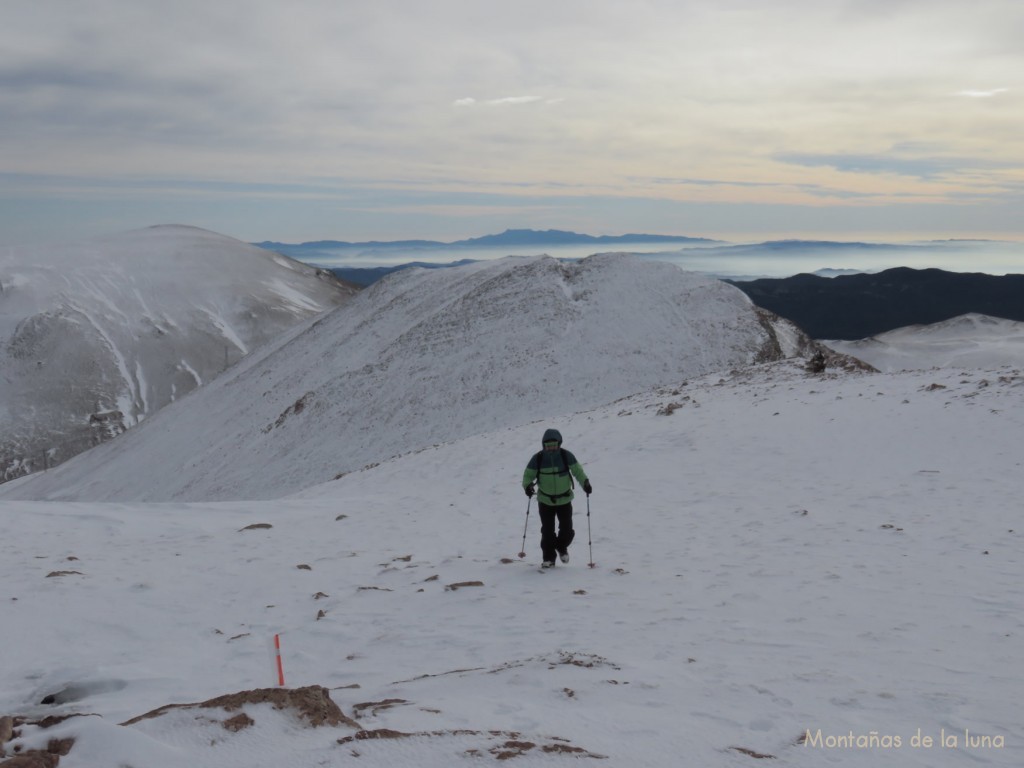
[2,253,798,503]
[2,361,1021,766]
[823,314,1024,372]
[0,225,355,482]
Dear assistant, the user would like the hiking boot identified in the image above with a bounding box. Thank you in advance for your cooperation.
[541,560,555,568]
[559,550,570,564]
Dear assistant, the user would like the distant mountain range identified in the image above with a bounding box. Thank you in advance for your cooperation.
[729,267,1024,340]
[327,260,480,286]
[257,232,1008,258]
[255,228,718,254]
[456,229,719,247]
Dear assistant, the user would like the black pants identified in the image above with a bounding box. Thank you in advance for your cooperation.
[538,502,574,561]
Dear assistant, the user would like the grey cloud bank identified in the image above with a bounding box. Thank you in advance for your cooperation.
[1,0,1023,246]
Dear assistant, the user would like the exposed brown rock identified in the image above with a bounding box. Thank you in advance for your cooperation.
[337,728,411,743]
[122,685,359,730]
[492,739,536,760]
[337,727,605,759]
[731,746,777,759]
[445,581,484,591]
[0,754,60,768]
[542,743,587,754]
[33,717,82,730]
[44,741,73,758]
[352,699,407,718]
[0,736,75,768]
[221,713,254,732]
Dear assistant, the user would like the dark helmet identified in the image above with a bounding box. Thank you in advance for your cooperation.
[542,428,563,446]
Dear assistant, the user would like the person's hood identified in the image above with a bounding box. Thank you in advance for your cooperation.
[542,428,563,445]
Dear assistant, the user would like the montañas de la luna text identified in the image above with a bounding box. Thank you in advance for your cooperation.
[804,729,1004,750]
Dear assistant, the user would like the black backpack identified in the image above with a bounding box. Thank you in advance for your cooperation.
[531,448,575,496]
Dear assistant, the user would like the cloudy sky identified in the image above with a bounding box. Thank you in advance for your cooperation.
[2,0,1022,245]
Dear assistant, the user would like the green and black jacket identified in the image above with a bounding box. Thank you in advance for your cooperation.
[523,431,589,506]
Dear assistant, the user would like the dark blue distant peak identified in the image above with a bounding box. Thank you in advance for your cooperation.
[454,229,717,246]
[255,229,718,250]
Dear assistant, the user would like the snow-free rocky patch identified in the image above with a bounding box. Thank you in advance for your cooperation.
[121,685,359,729]
[3,685,609,765]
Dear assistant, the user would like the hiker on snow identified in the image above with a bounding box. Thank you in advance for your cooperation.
[523,428,592,568]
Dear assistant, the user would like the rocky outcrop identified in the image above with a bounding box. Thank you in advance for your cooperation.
[122,685,360,729]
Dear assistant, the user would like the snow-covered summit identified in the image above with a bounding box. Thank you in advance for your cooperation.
[2,252,810,503]
[822,313,1024,372]
[0,225,356,483]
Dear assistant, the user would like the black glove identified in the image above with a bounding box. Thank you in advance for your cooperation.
[583,480,593,495]
[524,485,534,497]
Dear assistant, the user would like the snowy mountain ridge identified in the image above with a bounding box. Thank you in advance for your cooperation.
[0,225,357,483]
[1,252,813,503]
[822,313,1024,372]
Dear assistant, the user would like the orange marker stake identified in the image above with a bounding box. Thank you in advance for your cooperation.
[274,633,286,687]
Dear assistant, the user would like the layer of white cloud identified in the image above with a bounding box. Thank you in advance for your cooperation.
[454,96,548,107]
[955,88,1010,98]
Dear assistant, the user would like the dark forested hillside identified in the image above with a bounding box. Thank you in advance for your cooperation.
[728,268,1024,339]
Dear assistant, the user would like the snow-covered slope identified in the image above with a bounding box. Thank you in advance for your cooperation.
[1,253,804,503]
[2,361,1021,767]
[0,226,356,483]
[823,313,1024,372]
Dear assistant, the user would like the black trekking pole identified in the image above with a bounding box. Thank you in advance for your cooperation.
[518,496,531,559]
[586,494,595,568]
